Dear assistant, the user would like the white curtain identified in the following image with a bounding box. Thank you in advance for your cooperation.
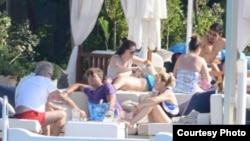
[66,0,104,86]
[235,0,250,124]
[237,0,250,52]
[120,0,167,60]
[224,0,250,124]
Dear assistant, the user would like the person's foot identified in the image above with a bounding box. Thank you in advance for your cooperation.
[120,120,134,128]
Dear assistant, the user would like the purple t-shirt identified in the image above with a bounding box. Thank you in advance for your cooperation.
[83,83,121,108]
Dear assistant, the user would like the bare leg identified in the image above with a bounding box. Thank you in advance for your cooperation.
[148,105,172,123]
[112,77,125,90]
[43,110,66,136]
[112,76,148,92]
[129,106,153,125]
[42,125,50,136]
[43,102,55,136]
[124,105,172,128]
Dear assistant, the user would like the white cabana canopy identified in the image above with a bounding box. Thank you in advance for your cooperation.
[67,0,167,84]
[121,0,167,60]
[66,0,104,86]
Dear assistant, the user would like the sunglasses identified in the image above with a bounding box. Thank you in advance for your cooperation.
[86,71,94,77]
[47,73,54,80]
[130,51,135,55]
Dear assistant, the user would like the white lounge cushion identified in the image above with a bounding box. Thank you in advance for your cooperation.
[137,123,172,136]
[151,53,164,67]
[156,49,173,62]
[8,128,149,141]
[197,113,210,125]
[0,118,41,133]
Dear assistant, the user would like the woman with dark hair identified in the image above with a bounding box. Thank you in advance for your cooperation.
[173,34,211,94]
[106,40,155,92]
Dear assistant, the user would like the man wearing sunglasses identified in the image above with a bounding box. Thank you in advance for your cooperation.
[14,61,86,136]
[63,67,123,120]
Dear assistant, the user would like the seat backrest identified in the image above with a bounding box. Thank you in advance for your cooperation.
[151,53,164,67]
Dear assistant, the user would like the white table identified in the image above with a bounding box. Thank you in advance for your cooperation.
[64,121,126,138]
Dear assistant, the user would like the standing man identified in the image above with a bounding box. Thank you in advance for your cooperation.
[200,23,226,72]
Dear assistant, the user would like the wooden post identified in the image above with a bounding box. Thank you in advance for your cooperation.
[147,49,153,61]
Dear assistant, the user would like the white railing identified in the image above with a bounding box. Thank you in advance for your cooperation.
[2,95,9,141]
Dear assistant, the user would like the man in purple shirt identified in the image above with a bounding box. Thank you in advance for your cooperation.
[64,67,122,118]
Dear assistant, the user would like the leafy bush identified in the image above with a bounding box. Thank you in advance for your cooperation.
[161,0,225,49]
[193,2,224,35]
[52,63,63,80]
[0,12,39,80]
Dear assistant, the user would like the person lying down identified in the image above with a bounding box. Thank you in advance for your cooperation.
[111,65,163,92]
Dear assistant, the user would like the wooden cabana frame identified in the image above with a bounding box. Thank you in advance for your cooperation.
[76,46,112,84]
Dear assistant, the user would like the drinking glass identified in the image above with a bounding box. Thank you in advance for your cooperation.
[72,108,80,121]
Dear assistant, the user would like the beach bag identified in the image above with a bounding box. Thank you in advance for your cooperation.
[87,101,109,121]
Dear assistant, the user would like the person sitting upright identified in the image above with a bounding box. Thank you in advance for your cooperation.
[173,34,211,94]
[123,71,178,128]
[106,39,155,92]
[14,61,86,136]
[62,67,123,119]
[199,22,226,72]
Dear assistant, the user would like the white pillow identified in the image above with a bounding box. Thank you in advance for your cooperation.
[157,49,174,62]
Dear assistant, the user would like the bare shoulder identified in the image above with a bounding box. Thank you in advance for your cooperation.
[220,37,226,47]
[110,55,119,62]
[197,55,207,64]
[177,54,185,60]
[217,37,226,49]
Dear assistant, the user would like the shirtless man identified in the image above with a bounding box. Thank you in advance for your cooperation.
[200,23,226,72]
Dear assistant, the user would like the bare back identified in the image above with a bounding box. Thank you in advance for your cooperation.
[173,54,210,82]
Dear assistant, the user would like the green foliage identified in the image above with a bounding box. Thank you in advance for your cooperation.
[244,46,250,56]
[98,16,110,50]
[0,12,39,80]
[161,0,225,49]
[52,63,62,80]
[193,2,224,36]
[75,0,128,52]
[0,12,11,50]
[162,0,186,49]
[7,20,40,63]
[101,0,127,50]
[83,34,106,52]
[0,0,5,5]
